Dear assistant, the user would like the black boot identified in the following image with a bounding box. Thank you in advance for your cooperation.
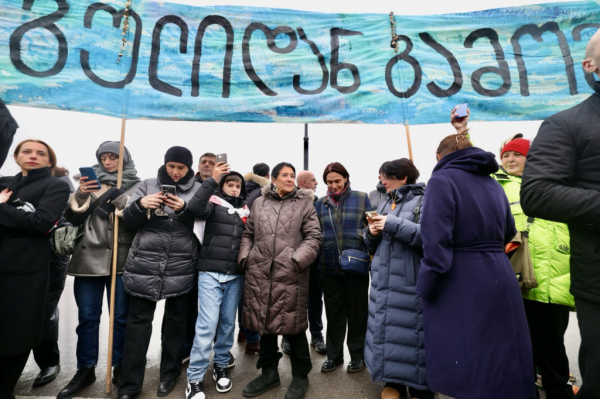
[242,364,280,398]
[285,376,309,399]
[32,364,61,387]
[57,366,96,399]
[112,364,122,386]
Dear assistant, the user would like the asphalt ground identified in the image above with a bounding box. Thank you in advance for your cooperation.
[15,276,582,399]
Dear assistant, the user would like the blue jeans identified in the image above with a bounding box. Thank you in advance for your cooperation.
[73,275,129,368]
[238,275,261,343]
[187,272,243,382]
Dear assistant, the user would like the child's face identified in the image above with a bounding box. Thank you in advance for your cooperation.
[223,181,241,197]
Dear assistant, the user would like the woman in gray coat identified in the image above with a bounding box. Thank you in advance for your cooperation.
[117,146,202,399]
[58,142,140,399]
[363,159,434,399]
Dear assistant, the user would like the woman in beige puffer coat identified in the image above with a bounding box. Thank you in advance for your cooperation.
[239,162,321,399]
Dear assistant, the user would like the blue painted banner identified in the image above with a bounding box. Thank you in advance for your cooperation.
[0,0,598,124]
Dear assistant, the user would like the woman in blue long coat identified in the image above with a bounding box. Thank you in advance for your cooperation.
[364,159,434,399]
[417,135,535,399]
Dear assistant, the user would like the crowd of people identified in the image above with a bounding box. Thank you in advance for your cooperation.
[2,28,600,399]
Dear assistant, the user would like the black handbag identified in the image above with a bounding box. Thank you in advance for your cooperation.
[328,207,371,275]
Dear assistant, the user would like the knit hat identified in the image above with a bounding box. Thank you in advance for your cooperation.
[501,138,530,157]
[499,133,524,156]
[164,146,193,169]
[96,141,131,164]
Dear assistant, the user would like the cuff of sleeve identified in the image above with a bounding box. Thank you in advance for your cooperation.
[71,191,91,212]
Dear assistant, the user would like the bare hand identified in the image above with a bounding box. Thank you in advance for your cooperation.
[164,193,185,212]
[451,107,470,134]
[78,176,100,193]
[371,215,387,232]
[212,162,230,182]
[368,223,379,236]
[140,192,165,209]
[0,188,12,204]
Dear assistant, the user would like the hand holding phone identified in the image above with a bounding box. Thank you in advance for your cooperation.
[212,161,230,182]
[451,104,470,134]
[79,167,100,193]
[365,211,378,224]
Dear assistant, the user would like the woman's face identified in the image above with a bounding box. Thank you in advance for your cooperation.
[166,162,189,182]
[272,166,296,195]
[382,175,407,193]
[501,151,526,176]
[325,172,348,194]
[100,152,119,173]
[15,142,52,174]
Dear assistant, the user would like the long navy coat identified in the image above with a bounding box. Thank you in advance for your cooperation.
[417,148,535,399]
[364,183,429,390]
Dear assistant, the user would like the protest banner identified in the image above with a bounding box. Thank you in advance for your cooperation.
[0,0,598,124]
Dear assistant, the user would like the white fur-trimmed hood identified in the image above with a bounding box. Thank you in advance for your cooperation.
[244,172,270,188]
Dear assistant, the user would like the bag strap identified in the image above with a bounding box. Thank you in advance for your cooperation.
[327,206,342,256]
[413,195,425,224]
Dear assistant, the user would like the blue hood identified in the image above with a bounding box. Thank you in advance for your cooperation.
[433,147,498,176]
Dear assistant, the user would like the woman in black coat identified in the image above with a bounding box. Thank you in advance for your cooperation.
[117,146,202,399]
[0,139,70,399]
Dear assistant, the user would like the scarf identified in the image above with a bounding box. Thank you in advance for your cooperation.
[91,161,141,191]
[193,195,249,245]
[327,183,350,207]
[157,164,195,187]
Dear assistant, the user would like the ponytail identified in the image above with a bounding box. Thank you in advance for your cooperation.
[436,133,473,158]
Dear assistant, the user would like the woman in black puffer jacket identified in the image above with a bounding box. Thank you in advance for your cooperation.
[118,146,202,398]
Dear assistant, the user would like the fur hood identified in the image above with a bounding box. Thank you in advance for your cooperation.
[244,172,270,188]
[261,185,315,201]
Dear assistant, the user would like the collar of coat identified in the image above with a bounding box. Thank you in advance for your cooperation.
[261,184,315,201]
[493,167,521,182]
[244,172,270,188]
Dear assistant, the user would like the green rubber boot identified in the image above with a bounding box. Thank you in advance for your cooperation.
[242,365,280,398]
[284,376,309,399]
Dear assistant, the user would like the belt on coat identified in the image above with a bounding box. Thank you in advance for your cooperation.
[453,241,504,252]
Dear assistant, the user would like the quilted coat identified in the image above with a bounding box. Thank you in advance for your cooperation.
[238,185,321,335]
[122,174,201,301]
[363,183,428,390]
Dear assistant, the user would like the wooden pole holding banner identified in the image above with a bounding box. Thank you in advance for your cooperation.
[106,118,127,393]
[405,123,414,162]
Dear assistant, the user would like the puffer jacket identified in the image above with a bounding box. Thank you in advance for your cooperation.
[238,185,321,335]
[363,183,428,389]
[315,188,372,275]
[188,172,247,274]
[122,175,201,301]
[66,183,138,276]
[494,170,574,307]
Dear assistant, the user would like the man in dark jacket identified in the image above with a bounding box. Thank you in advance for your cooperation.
[195,152,216,183]
[245,163,270,209]
[521,31,600,399]
[291,170,326,354]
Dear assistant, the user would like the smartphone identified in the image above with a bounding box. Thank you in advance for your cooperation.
[454,103,468,118]
[216,153,228,165]
[79,167,99,185]
[161,185,177,196]
[365,211,378,223]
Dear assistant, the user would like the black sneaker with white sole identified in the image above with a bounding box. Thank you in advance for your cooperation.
[186,381,205,399]
[213,366,232,393]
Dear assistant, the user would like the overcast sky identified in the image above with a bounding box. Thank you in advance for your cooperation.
[0,0,572,197]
